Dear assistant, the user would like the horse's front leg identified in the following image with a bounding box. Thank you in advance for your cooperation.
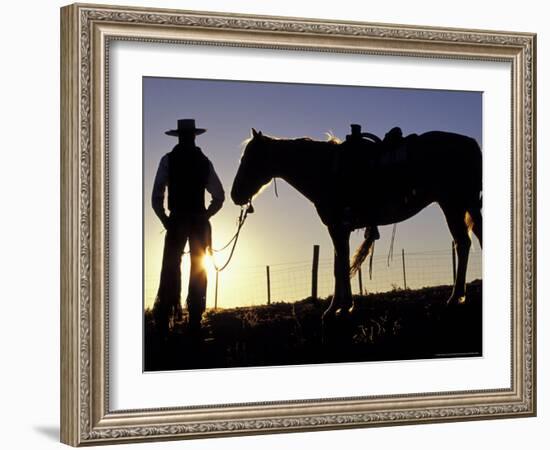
[323,224,352,319]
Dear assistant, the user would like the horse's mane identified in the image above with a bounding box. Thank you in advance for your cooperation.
[273,135,342,152]
[325,132,342,144]
[267,133,342,145]
[241,132,342,154]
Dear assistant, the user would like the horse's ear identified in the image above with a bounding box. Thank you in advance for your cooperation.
[251,128,263,139]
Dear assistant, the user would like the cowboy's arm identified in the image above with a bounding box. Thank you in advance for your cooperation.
[152,155,170,228]
[205,161,225,218]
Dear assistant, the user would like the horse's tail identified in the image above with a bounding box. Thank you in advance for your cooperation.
[468,137,483,206]
[465,211,475,234]
[465,138,482,241]
[464,137,483,246]
[350,227,377,277]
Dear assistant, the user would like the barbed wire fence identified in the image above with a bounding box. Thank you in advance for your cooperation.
[144,243,482,310]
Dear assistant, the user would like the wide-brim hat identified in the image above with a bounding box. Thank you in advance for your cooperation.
[165,119,206,137]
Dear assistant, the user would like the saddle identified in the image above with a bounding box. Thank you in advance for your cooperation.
[334,125,416,175]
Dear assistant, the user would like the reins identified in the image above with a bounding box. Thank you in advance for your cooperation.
[273,177,279,198]
[210,202,252,272]
[387,223,397,267]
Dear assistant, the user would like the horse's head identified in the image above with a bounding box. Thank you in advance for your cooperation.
[231,129,273,206]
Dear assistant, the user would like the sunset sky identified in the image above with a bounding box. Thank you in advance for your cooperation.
[143,77,482,310]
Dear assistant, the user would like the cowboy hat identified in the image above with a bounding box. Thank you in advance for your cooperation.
[165,119,206,136]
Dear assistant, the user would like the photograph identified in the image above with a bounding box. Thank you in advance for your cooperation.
[58,3,536,445]
[142,77,483,371]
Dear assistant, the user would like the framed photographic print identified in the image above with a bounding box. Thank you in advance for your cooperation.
[60,3,536,446]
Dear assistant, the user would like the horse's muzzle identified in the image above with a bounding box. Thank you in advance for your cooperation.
[230,187,247,206]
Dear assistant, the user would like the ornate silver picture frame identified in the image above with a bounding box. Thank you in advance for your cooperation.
[60,3,536,446]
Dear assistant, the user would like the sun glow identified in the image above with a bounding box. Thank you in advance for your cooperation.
[202,252,214,270]
[202,253,218,286]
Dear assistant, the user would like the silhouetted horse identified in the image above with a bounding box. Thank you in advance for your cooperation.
[231,129,482,318]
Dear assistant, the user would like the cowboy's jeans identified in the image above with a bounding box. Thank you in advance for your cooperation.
[153,214,210,329]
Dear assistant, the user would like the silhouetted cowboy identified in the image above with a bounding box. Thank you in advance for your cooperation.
[152,119,225,336]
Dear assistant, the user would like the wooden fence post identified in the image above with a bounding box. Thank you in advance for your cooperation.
[311,245,320,299]
[266,265,271,305]
[402,248,407,290]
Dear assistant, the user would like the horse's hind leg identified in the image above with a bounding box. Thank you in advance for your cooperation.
[323,224,352,319]
[441,203,471,305]
[467,206,482,248]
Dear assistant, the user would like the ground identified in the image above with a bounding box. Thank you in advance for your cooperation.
[144,280,482,371]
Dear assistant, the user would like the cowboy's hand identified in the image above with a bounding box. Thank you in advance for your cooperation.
[205,208,218,220]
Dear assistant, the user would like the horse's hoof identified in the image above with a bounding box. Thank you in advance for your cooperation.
[348,302,361,315]
[335,306,354,318]
[446,295,466,306]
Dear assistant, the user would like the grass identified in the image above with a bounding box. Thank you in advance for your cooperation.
[144,280,482,371]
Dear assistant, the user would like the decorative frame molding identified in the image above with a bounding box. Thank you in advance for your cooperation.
[60,3,536,446]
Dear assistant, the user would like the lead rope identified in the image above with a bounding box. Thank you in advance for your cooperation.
[369,241,375,280]
[210,203,251,272]
[387,223,397,267]
[164,203,251,264]
[273,177,279,198]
